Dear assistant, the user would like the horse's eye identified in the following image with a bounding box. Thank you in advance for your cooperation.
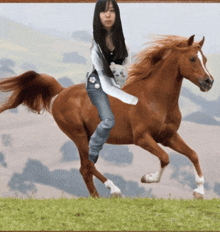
[190,56,196,62]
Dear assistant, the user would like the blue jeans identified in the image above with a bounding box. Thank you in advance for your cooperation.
[86,73,115,163]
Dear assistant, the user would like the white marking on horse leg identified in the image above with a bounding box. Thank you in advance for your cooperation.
[157,166,166,182]
[104,179,121,195]
[197,51,211,77]
[193,169,204,195]
[141,167,166,183]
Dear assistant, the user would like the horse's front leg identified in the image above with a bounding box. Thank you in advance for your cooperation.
[163,133,204,199]
[136,134,170,184]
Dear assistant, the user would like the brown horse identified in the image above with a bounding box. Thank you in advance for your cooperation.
[0,35,213,199]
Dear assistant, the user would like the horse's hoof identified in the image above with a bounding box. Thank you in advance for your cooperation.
[110,192,122,198]
[193,191,204,200]
[141,173,152,183]
[91,192,100,198]
[141,173,158,183]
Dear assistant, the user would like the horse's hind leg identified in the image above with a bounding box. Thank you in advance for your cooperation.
[70,136,99,197]
[92,165,122,197]
[78,143,122,197]
[136,134,170,183]
[53,118,99,197]
[163,133,204,199]
[80,161,99,198]
[80,157,122,197]
[54,118,121,197]
[70,136,122,197]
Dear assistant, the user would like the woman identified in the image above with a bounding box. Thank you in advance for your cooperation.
[86,0,138,164]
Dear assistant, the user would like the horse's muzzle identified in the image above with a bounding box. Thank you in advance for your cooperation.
[199,77,214,92]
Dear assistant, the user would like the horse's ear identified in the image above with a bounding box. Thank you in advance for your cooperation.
[199,36,205,48]
[187,35,195,46]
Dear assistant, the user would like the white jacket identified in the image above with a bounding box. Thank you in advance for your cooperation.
[90,40,138,105]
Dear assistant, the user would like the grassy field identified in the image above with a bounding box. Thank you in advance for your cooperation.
[0,197,220,231]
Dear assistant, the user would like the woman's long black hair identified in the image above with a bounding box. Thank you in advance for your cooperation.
[93,0,128,62]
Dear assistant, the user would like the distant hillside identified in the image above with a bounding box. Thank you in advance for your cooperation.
[72,31,92,43]
[0,17,91,83]
[207,53,220,81]
[206,53,220,100]
[183,111,220,126]
[1,16,220,121]
[1,107,220,199]
[0,58,16,77]
[181,87,220,119]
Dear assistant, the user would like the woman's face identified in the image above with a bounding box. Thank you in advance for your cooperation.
[100,1,116,31]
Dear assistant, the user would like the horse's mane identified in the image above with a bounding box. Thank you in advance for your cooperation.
[125,35,190,86]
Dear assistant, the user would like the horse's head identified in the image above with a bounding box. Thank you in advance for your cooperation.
[178,35,214,92]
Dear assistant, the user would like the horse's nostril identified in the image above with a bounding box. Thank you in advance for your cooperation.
[204,77,212,85]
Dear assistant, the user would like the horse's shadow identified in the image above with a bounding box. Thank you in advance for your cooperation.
[7,158,153,198]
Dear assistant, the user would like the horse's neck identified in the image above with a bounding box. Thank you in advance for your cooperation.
[148,55,183,104]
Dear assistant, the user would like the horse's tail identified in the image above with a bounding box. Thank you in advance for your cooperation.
[0,70,64,114]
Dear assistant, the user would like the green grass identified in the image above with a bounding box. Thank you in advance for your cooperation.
[0,197,220,231]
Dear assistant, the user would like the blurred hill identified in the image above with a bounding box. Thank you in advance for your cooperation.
[0,17,91,83]
[0,17,220,199]
[0,107,219,199]
[72,30,92,43]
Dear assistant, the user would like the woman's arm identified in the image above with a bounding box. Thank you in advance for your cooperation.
[91,41,138,105]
